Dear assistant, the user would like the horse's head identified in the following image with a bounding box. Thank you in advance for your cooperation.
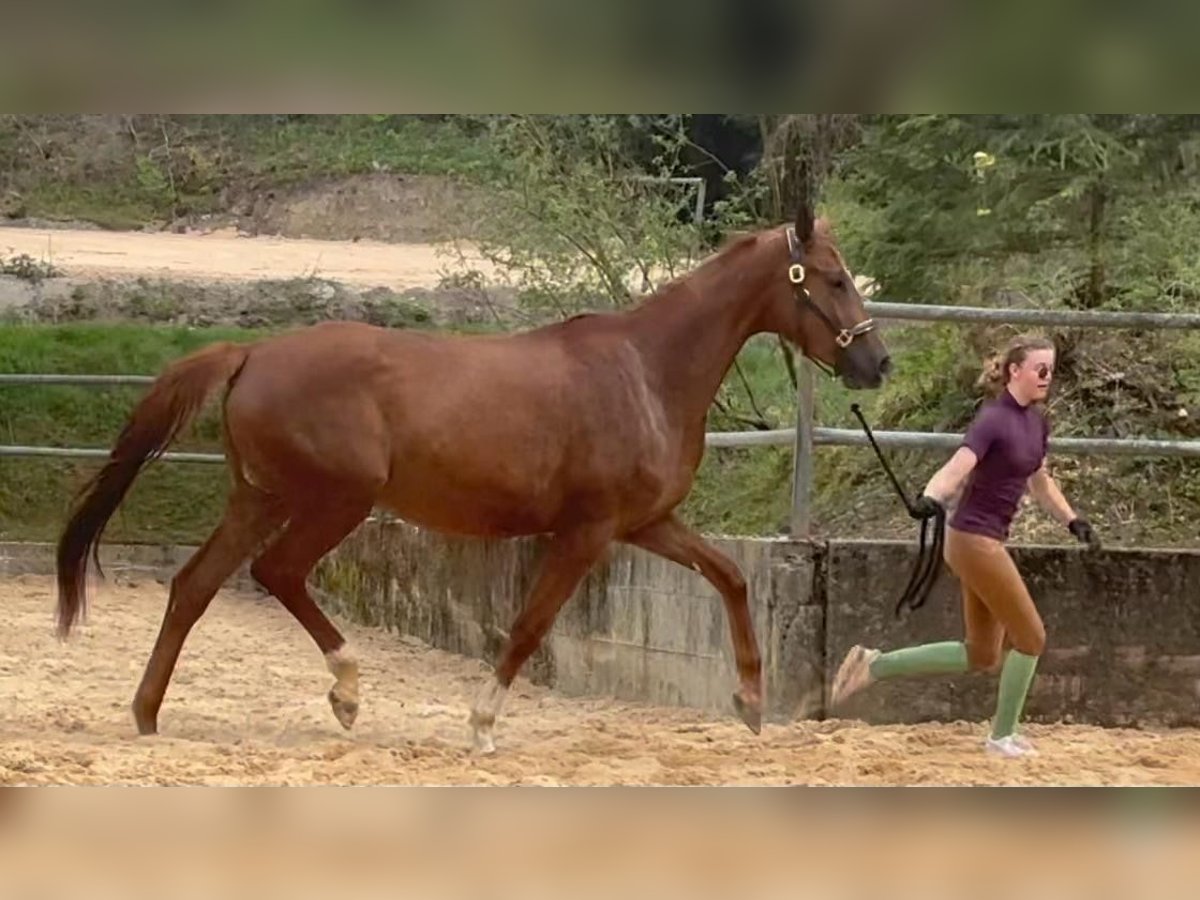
[761,205,891,390]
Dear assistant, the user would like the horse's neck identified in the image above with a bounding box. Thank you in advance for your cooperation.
[629,250,773,425]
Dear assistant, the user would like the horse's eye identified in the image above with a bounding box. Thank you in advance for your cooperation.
[832,278,846,291]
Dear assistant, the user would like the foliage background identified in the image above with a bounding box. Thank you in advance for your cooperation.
[2,114,1198,547]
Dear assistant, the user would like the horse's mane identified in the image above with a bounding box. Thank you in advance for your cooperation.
[648,229,767,298]
[547,226,785,331]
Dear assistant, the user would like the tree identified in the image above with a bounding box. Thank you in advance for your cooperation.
[836,114,1200,312]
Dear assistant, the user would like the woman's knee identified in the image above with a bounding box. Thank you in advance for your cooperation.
[1012,620,1046,657]
[966,641,1002,673]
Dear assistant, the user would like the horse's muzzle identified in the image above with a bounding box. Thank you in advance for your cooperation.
[841,353,891,390]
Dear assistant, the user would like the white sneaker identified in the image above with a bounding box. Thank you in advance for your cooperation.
[1011,733,1035,753]
[830,645,880,707]
[986,734,1038,758]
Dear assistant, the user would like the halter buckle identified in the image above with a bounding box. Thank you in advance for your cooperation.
[788,263,805,284]
[835,329,853,349]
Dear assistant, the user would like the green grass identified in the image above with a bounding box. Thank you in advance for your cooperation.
[5,116,498,229]
[0,323,275,544]
[0,321,805,545]
[5,318,1199,549]
[21,181,183,232]
[681,335,810,537]
[687,320,1200,547]
[228,116,499,184]
[680,446,795,537]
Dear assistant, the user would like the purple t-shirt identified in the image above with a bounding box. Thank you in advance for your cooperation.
[949,389,1049,541]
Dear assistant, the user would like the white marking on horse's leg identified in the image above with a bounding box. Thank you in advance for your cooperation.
[326,645,360,692]
[325,645,360,730]
[469,679,508,755]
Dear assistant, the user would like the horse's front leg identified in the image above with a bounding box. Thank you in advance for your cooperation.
[623,514,763,733]
[469,522,614,754]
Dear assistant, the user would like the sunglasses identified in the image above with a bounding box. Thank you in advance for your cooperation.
[1031,363,1053,379]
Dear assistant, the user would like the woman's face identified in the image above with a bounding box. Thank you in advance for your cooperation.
[1010,348,1055,402]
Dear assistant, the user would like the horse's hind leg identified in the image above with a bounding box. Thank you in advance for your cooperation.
[133,486,285,735]
[249,493,373,730]
[470,523,613,754]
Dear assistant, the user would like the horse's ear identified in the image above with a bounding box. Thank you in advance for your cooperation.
[795,200,815,244]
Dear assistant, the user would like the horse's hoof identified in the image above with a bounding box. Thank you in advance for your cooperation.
[132,702,158,736]
[328,689,359,730]
[469,710,497,755]
[732,691,762,735]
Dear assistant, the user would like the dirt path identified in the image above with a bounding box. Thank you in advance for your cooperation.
[2,573,1198,786]
[0,225,505,291]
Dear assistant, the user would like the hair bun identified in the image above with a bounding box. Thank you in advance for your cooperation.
[976,355,1005,394]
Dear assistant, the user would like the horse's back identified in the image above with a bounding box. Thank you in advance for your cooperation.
[222,316,688,529]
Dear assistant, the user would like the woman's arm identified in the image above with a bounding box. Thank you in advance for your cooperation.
[922,446,979,505]
[1026,462,1077,526]
[1028,461,1100,547]
[918,404,997,509]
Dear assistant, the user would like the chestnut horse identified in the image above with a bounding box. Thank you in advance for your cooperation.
[55,204,889,753]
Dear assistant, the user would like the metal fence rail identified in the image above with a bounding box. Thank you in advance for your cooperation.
[0,373,214,461]
[707,427,1200,458]
[768,297,1200,533]
[7,426,1195,465]
[0,445,224,462]
[3,297,1198,537]
[0,374,155,386]
[863,300,1200,330]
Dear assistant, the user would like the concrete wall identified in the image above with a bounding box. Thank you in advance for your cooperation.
[824,539,1200,728]
[314,521,824,723]
[314,522,1200,729]
[0,541,255,586]
[2,541,195,580]
[9,525,1196,729]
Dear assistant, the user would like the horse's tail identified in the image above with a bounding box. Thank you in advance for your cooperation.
[55,341,250,638]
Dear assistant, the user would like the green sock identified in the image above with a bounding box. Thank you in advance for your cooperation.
[991,650,1039,739]
[868,641,970,680]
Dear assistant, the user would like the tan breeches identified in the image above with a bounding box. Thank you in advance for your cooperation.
[943,526,1046,671]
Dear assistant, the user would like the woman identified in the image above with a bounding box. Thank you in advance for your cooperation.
[830,334,1100,758]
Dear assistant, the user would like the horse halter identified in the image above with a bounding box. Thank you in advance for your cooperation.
[785,226,876,373]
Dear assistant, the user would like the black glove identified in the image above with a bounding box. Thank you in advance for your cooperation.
[1068,517,1100,550]
[909,495,944,521]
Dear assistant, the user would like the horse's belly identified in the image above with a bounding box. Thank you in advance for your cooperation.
[377,472,560,538]
[375,425,697,538]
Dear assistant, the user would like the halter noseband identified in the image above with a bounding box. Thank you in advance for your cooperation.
[786,226,876,364]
